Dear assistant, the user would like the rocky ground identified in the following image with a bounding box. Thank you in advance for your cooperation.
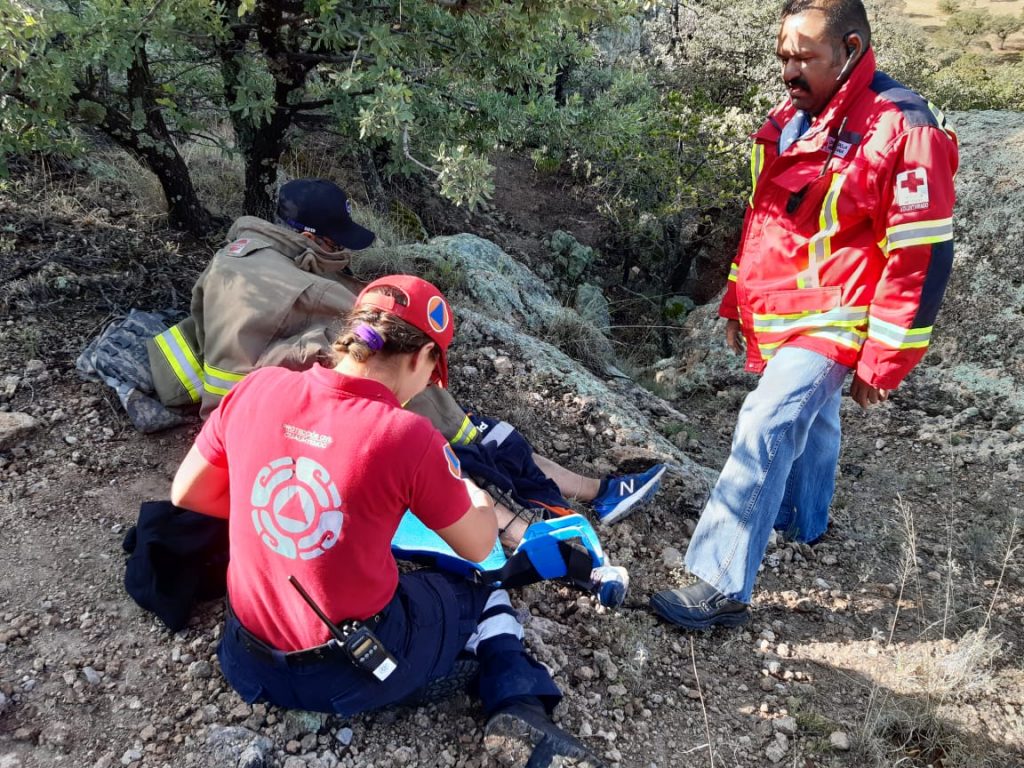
[1,113,1023,768]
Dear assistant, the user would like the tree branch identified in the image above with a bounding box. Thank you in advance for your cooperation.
[401,126,440,176]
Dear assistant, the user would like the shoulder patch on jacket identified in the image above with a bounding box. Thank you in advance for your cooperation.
[869,73,938,130]
[220,237,273,258]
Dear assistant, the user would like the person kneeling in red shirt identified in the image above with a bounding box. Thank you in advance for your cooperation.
[170,275,603,767]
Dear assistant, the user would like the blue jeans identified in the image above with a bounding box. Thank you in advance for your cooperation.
[685,347,849,603]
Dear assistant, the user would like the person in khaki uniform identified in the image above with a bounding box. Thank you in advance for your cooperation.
[150,179,666,543]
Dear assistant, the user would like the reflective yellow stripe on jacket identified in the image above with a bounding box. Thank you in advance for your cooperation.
[753,306,868,361]
[153,325,204,404]
[449,415,479,447]
[867,316,932,350]
[880,218,953,256]
[748,144,766,207]
[202,363,246,397]
[800,174,846,289]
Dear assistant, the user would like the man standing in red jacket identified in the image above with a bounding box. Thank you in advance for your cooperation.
[651,0,958,630]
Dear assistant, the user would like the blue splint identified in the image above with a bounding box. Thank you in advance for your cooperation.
[391,511,508,576]
[514,515,606,578]
[391,511,628,607]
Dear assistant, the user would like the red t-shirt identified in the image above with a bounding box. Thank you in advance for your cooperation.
[195,365,470,651]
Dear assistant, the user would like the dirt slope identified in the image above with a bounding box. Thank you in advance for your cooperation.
[1,109,1023,768]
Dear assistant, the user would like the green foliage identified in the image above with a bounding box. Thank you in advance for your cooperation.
[989,14,1024,50]
[945,9,993,42]
[1,0,639,213]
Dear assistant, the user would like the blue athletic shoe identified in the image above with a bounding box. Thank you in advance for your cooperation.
[591,464,667,525]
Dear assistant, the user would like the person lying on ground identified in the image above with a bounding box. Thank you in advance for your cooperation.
[170,275,606,767]
[148,178,666,544]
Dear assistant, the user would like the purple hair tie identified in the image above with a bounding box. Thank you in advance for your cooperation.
[354,323,385,351]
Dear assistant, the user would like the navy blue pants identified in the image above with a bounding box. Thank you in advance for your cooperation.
[218,569,560,716]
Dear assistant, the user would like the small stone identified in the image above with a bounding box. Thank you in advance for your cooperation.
[759,677,775,692]
[82,666,102,685]
[336,727,353,747]
[393,746,416,765]
[140,725,157,742]
[683,518,698,537]
[40,721,73,749]
[283,758,306,768]
[821,554,838,566]
[774,716,798,736]
[813,578,831,590]
[776,642,791,658]
[765,741,788,763]
[282,710,325,740]
[829,731,851,751]
[492,356,514,376]
[188,660,213,679]
[661,546,684,569]
[575,666,596,682]
[926,570,942,582]
[120,749,143,766]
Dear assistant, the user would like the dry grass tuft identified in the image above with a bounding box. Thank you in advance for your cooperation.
[544,307,616,373]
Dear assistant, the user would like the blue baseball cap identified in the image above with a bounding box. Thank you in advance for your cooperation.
[276,179,376,251]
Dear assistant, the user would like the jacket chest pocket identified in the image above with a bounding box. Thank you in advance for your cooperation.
[767,166,847,239]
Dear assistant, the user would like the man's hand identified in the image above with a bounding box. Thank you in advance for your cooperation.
[725,319,744,355]
[850,374,889,409]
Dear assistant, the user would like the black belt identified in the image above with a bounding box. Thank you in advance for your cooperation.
[226,601,383,668]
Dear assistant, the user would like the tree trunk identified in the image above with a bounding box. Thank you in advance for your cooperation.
[357,143,390,212]
[218,0,315,218]
[80,44,213,236]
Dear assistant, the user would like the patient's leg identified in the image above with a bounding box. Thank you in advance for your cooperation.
[532,454,601,502]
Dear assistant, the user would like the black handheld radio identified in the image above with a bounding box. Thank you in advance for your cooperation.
[288,575,397,682]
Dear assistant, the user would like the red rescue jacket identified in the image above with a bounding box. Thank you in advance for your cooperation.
[720,49,959,390]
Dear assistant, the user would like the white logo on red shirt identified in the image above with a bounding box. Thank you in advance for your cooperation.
[250,456,343,560]
[895,169,930,212]
[283,424,333,449]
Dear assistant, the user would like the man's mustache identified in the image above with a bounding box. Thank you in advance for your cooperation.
[786,77,810,91]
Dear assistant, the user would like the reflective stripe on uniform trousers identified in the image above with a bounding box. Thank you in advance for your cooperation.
[867,316,933,350]
[463,589,523,655]
[202,362,246,396]
[479,421,515,448]
[153,325,204,404]
[728,262,739,283]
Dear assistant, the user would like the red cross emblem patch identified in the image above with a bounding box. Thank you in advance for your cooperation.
[895,169,929,212]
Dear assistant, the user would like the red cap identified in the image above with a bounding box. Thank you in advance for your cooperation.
[355,275,455,387]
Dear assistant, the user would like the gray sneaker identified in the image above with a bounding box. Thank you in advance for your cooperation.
[650,579,750,631]
[484,702,606,768]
